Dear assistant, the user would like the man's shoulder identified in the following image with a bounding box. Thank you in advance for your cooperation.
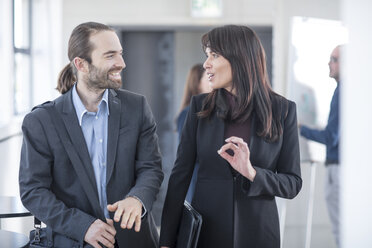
[22,101,55,128]
[24,92,66,122]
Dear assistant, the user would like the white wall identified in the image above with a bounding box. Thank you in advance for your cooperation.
[341,0,372,247]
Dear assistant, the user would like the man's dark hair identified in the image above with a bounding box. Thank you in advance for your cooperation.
[56,22,114,94]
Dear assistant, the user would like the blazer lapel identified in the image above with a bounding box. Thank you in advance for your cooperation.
[207,113,233,175]
[106,89,121,182]
[211,114,225,150]
[54,90,104,219]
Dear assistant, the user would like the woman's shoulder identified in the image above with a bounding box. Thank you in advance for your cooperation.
[190,93,209,110]
[177,106,190,124]
[193,93,208,102]
[271,93,297,120]
[272,92,296,106]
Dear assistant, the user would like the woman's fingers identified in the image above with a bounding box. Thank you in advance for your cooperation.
[225,136,249,153]
[218,142,239,154]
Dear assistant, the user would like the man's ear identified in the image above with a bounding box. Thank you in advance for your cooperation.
[72,57,89,73]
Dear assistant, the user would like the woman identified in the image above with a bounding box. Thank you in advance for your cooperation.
[160,25,302,248]
[177,64,210,202]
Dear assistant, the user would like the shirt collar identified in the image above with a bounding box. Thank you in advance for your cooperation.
[72,83,110,126]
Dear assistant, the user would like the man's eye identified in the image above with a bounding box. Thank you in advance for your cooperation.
[213,53,219,58]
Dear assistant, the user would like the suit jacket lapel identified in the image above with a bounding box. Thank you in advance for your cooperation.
[106,89,121,182]
[54,90,104,219]
[207,112,233,174]
[211,114,225,150]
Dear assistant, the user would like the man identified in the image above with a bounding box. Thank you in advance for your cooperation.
[19,22,163,248]
[300,45,341,247]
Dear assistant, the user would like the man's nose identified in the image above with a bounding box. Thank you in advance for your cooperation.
[116,55,126,69]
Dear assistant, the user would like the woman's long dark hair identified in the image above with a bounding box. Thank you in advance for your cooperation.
[199,25,287,142]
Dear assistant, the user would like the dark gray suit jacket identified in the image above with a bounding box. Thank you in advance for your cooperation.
[19,88,163,247]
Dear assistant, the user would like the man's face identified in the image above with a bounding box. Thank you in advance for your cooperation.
[85,31,126,90]
[328,46,340,82]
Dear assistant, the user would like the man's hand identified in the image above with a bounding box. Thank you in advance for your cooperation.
[107,197,143,232]
[84,219,116,248]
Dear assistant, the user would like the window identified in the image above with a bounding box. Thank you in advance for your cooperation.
[13,0,32,114]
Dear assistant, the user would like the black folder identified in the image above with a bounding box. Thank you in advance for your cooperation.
[176,201,202,248]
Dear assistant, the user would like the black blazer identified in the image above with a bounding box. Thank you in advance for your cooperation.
[19,88,163,247]
[160,94,302,248]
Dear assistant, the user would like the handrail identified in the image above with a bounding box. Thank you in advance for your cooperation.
[301,159,321,164]
[0,132,22,144]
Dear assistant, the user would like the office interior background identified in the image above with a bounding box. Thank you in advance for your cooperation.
[0,0,371,247]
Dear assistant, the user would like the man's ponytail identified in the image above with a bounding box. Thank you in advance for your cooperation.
[56,63,76,94]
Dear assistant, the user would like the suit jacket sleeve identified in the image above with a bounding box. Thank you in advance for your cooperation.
[126,96,164,212]
[243,101,302,199]
[19,109,96,244]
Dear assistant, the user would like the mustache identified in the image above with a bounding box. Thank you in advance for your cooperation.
[108,66,123,73]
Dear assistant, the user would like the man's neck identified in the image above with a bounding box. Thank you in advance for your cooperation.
[76,81,105,112]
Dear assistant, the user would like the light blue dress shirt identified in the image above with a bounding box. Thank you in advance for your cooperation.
[72,84,110,218]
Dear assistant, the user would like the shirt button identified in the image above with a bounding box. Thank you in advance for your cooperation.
[99,139,103,143]
[95,116,98,120]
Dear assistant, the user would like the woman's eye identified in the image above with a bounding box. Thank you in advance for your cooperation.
[212,53,219,58]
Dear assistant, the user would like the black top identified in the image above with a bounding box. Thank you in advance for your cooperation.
[223,91,252,176]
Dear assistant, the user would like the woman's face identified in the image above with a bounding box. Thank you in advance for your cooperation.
[203,47,234,93]
[198,70,212,94]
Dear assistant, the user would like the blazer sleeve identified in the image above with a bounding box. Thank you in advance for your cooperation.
[159,97,199,247]
[126,96,164,212]
[243,101,302,199]
[19,110,96,244]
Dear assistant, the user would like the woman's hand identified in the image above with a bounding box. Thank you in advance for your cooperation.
[218,136,256,181]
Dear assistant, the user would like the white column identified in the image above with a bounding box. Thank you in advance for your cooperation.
[341,0,372,247]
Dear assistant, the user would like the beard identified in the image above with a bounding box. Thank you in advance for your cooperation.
[86,63,122,90]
